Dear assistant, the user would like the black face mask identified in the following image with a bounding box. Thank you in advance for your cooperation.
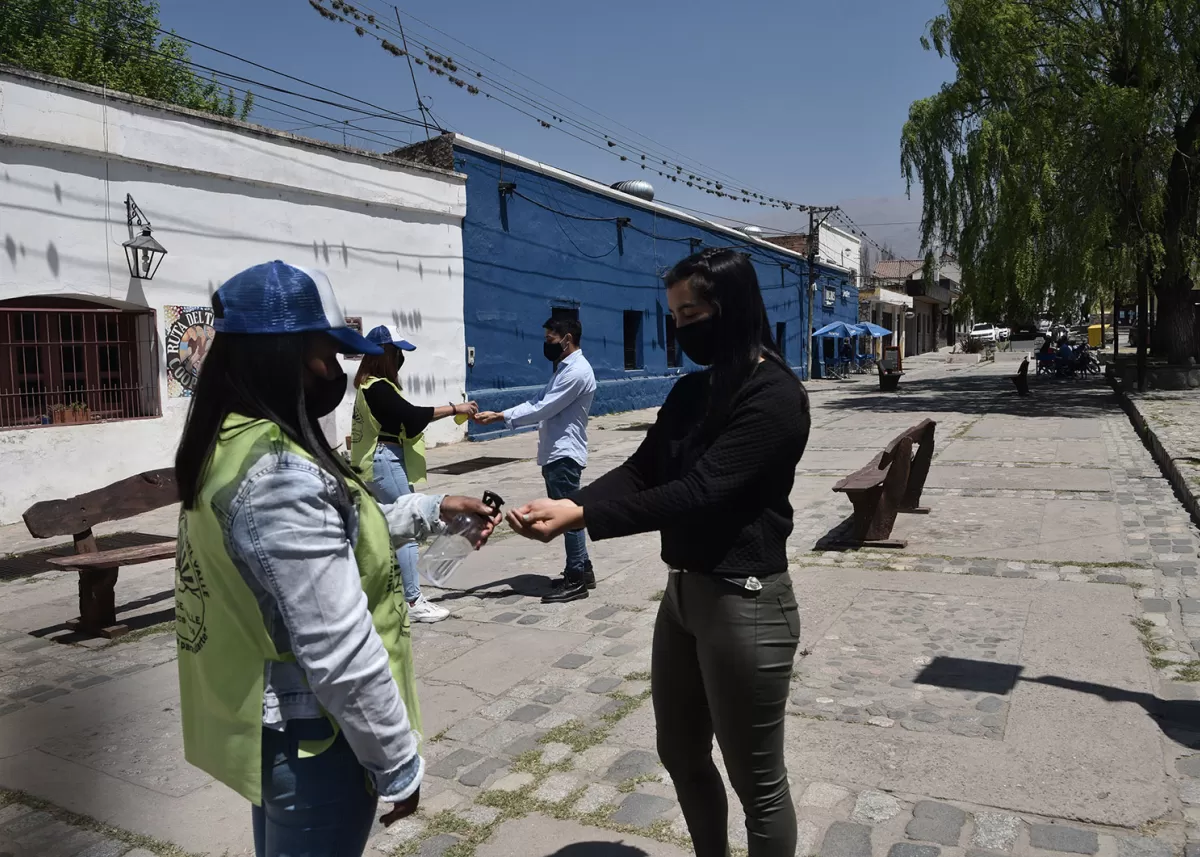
[675,317,717,366]
[306,366,348,419]
[543,340,565,363]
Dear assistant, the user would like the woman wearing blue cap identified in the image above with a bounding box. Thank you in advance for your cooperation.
[173,261,499,857]
[351,325,479,623]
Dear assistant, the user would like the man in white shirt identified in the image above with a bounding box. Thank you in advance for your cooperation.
[476,317,597,602]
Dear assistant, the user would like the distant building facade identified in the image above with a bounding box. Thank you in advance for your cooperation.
[394,133,860,435]
[0,67,467,522]
[871,254,962,356]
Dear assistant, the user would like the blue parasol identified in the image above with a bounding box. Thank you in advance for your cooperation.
[854,322,892,338]
[812,321,860,338]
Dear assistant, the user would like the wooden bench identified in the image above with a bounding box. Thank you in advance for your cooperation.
[829,419,937,548]
[22,469,178,639]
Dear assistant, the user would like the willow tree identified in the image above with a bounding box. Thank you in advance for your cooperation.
[902,0,1200,363]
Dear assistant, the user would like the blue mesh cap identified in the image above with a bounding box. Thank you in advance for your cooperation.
[213,261,382,355]
[366,325,417,351]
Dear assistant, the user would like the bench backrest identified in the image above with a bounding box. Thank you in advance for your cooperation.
[23,468,178,540]
[896,418,936,445]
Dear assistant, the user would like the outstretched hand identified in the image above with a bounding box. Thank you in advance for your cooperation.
[474,411,504,425]
[439,496,502,548]
[506,498,585,543]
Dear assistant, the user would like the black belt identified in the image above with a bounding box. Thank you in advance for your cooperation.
[379,435,403,445]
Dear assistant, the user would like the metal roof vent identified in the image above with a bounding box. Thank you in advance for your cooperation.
[610,180,655,202]
[739,225,765,238]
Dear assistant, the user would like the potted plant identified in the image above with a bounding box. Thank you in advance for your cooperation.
[67,402,89,424]
[49,404,66,425]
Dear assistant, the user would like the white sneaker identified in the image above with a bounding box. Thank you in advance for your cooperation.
[408,593,450,623]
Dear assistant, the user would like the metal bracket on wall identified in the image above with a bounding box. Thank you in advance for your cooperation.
[498,182,516,232]
[616,217,630,255]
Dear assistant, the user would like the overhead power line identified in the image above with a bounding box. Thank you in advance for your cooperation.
[371,1,765,196]
[306,0,820,212]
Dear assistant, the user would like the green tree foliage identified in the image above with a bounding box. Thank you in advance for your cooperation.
[1,0,253,120]
[902,0,1200,362]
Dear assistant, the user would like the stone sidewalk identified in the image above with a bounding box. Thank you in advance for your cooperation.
[2,360,1200,857]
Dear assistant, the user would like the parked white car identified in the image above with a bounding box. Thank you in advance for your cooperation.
[996,325,1012,341]
[969,323,999,343]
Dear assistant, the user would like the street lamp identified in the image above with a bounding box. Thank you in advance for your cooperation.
[122,194,167,280]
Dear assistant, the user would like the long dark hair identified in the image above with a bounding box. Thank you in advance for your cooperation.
[664,248,800,437]
[175,328,358,510]
[355,344,402,388]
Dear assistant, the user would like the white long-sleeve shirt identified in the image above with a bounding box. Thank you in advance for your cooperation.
[503,350,597,467]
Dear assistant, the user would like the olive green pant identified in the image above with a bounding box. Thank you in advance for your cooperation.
[653,571,801,857]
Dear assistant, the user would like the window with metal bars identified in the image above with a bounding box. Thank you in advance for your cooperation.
[0,300,161,429]
[623,310,643,370]
[664,315,682,368]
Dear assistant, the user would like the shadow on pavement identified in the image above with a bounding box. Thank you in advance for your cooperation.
[917,656,1200,749]
[547,844,656,856]
[433,573,557,602]
[817,371,1115,419]
[32,588,175,643]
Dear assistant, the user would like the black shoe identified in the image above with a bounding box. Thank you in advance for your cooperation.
[542,579,590,604]
[550,562,596,591]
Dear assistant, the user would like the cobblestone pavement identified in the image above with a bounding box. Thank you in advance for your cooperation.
[2,360,1200,857]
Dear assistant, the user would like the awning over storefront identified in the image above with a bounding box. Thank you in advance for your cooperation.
[862,287,914,309]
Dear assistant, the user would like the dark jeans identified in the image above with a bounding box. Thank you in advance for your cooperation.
[542,457,589,572]
[653,571,801,857]
[252,719,377,857]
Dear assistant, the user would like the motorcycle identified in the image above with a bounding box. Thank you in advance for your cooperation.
[1075,345,1101,376]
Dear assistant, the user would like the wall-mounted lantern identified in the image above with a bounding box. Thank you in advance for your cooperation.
[122,194,167,280]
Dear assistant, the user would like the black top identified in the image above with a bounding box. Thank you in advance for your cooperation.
[364,381,434,441]
[572,358,810,578]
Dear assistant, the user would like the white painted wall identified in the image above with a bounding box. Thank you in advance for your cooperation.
[816,225,862,285]
[0,70,467,524]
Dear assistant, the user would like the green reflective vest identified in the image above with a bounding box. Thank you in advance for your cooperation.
[351,376,427,486]
[175,416,421,805]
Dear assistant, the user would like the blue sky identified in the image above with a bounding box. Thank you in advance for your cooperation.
[157,0,952,257]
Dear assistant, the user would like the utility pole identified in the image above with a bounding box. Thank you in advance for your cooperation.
[395,6,433,140]
[805,206,839,380]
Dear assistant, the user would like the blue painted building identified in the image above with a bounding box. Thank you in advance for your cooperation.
[395,134,859,436]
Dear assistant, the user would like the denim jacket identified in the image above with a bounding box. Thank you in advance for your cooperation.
[220,445,444,802]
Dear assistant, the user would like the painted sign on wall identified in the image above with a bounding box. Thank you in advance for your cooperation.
[165,305,215,397]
